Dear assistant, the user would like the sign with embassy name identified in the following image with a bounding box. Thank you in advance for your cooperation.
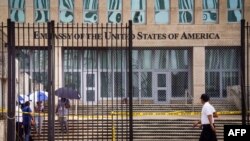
[33,31,220,40]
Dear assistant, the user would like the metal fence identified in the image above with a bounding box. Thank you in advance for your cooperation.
[241,19,250,125]
[0,18,248,141]
[1,19,133,141]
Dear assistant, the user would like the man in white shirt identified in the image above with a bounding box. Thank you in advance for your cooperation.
[193,93,218,141]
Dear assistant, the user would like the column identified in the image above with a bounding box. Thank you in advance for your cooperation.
[193,47,205,104]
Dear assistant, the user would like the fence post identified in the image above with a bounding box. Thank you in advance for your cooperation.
[240,19,246,125]
[47,20,55,141]
[128,20,133,141]
[7,19,16,141]
[247,22,250,125]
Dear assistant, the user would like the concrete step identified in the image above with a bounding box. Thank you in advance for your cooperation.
[44,104,238,113]
[30,118,242,140]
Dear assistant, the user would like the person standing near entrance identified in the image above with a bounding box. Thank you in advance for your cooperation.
[56,98,70,133]
[34,101,44,135]
[22,101,33,141]
[16,102,24,141]
[193,93,218,141]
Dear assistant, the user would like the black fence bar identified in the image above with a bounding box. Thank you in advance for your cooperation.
[247,22,250,125]
[7,19,16,141]
[241,19,247,125]
[128,20,133,141]
[47,20,55,141]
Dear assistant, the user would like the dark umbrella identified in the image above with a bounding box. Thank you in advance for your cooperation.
[55,87,81,99]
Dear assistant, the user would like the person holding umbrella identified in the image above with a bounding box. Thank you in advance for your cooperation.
[55,97,70,133]
[55,87,80,133]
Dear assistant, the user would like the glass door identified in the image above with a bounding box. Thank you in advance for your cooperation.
[154,72,171,104]
[83,72,97,105]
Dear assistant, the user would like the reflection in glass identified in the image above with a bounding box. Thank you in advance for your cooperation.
[64,50,81,70]
[171,72,188,97]
[205,49,220,69]
[155,50,168,69]
[9,0,25,22]
[222,72,239,97]
[84,0,99,23]
[59,0,74,23]
[132,72,139,97]
[170,50,189,69]
[141,72,152,97]
[131,0,146,24]
[155,0,169,24]
[114,72,125,97]
[203,0,218,23]
[100,50,112,69]
[141,50,152,69]
[179,0,193,23]
[132,51,139,69]
[205,72,220,97]
[205,49,240,98]
[83,50,97,69]
[64,72,81,91]
[227,0,243,22]
[101,72,113,97]
[35,0,50,22]
[108,0,122,23]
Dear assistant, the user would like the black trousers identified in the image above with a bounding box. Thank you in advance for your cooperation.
[16,122,23,141]
[199,124,217,141]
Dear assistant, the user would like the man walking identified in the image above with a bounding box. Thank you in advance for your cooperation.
[193,93,217,141]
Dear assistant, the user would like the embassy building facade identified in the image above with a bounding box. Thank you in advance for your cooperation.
[0,0,249,105]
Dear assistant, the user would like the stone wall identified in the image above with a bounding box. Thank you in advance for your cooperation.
[0,120,6,141]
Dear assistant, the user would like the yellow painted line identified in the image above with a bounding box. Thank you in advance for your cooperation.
[0,107,243,118]
[112,111,242,116]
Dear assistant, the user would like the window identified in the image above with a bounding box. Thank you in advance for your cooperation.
[59,0,74,23]
[205,49,240,98]
[154,0,170,24]
[34,0,50,23]
[83,0,99,23]
[17,49,49,90]
[108,0,122,23]
[9,0,25,22]
[141,72,152,97]
[131,0,146,24]
[133,49,191,98]
[172,72,188,97]
[227,0,243,22]
[203,0,218,23]
[178,0,194,24]
[62,49,191,100]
